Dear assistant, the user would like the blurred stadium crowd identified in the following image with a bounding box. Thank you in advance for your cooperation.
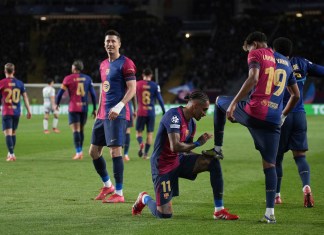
[0,0,324,102]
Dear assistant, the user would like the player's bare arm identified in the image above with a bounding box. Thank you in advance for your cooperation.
[22,92,32,119]
[168,132,212,153]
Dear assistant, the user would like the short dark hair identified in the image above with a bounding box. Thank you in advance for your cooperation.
[47,78,54,85]
[105,29,121,41]
[184,90,209,103]
[273,37,293,57]
[243,31,267,51]
[72,60,84,71]
[4,63,15,74]
[143,68,153,76]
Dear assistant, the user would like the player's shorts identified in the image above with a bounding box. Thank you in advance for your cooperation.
[136,116,155,132]
[91,118,126,147]
[278,111,308,154]
[152,153,199,206]
[216,96,280,164]
[2,115,20,131]
[68,112,88,126]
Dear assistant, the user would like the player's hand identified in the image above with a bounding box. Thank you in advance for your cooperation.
[108,102,125,120]
[55,105,60,111]
[280,114,287,127]
[226,102,237,122]
[26,112,32,119]
[132,112,137,119]
[196,132,213,146]
[92,110,96,119]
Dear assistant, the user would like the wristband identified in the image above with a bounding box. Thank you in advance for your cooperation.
[111,101,125,114]
[193,141,201,147]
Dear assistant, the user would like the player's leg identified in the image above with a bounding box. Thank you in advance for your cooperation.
[248,127,279,223]
[3,116,15,161]
[133,173,174,218]
[89,119,114,200]
[136,116,145,157]
[143,116,155,159]
[52,110,60,133]
[123,126,131,161]
[180,153,238,220]
[43,111,50,134]
[102,118,126,203]
[77,112,88,158]
[69,112,82,160]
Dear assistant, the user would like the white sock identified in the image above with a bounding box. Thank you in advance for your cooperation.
[265,208,274,217]
[43,119,48,130]
[214,146,222,152]
[103,179,112,188]
[215,206,224,212]
[115,189,123,196]
[275,193,280,197]
[53,118,59,129]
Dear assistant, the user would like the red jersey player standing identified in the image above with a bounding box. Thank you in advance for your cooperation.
[0,63,32,161]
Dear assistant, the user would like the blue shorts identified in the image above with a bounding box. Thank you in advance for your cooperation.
[2,115,19,131]
[216,96,280,164]
[136,116,155,132]
[91,118,126,147]
[152,153,198,206]
[278,112,308,154]
[68,112,88,126]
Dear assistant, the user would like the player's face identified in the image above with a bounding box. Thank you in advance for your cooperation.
[193,101,209,121]
[104,35,121,55]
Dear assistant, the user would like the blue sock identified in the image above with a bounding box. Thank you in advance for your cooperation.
[264,167,277,208]
[136,136,143,145]
[146,197,171,218]
[276,153,284,193]
[12,135,16,148]
[80,131,84,148]
[113,156,124,190]
[92,156,109,182]
[124,133,130,155]
[144,143,151,155]
[73,131,81,153]
[6,135,14,154]
[214,103,226,146]
[294,155,310,186]
[209,159,224,207]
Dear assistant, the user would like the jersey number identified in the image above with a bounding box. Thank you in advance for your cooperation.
[4,88,21,103]
[142,90,151,105]
[76,82,85,96]
[265,68,287,96]
[161,180,171,192]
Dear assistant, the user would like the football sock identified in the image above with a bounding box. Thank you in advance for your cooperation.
[136,136,143,145]
[276,153,284,193]
[265,208,274,217]
[209,159,224,206]
[12,135,16,147]
[53,118,58,129]
[93,156,109,183]
[80,131,84,147]
[214,103,226,146]
[103,179,112,188]
[214,146,222,152]
[143,194,152,205]
[264,167,277,208]
[294,155,310,186]
[6,135,14,154]
[124,133,130,155]
[146,197,171,218]
[43,119,48,130]
[73,131,81,153]
[144,143,150,155]
[113,156,124,196]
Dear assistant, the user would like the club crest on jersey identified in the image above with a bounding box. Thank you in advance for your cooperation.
[106,69,110,75]
[171,115,179,123]
[103,80,110,92]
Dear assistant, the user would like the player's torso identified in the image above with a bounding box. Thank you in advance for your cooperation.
[151,107,195,175]
[43,86,54,104]
[137,80,157,116]
[63,73,92,112]
[0,78,24,116]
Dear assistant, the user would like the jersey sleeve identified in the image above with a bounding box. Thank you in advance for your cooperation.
[61,77,69,90]
[306,59,324,77]
[122,58,137,81]
[287,68,297,87]
[247,50,261,70]
[163,111,181,134]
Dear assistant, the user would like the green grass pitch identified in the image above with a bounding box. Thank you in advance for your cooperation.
[0,115,323,234]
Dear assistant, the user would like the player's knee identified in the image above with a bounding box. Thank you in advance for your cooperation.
[157,211,172,219]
